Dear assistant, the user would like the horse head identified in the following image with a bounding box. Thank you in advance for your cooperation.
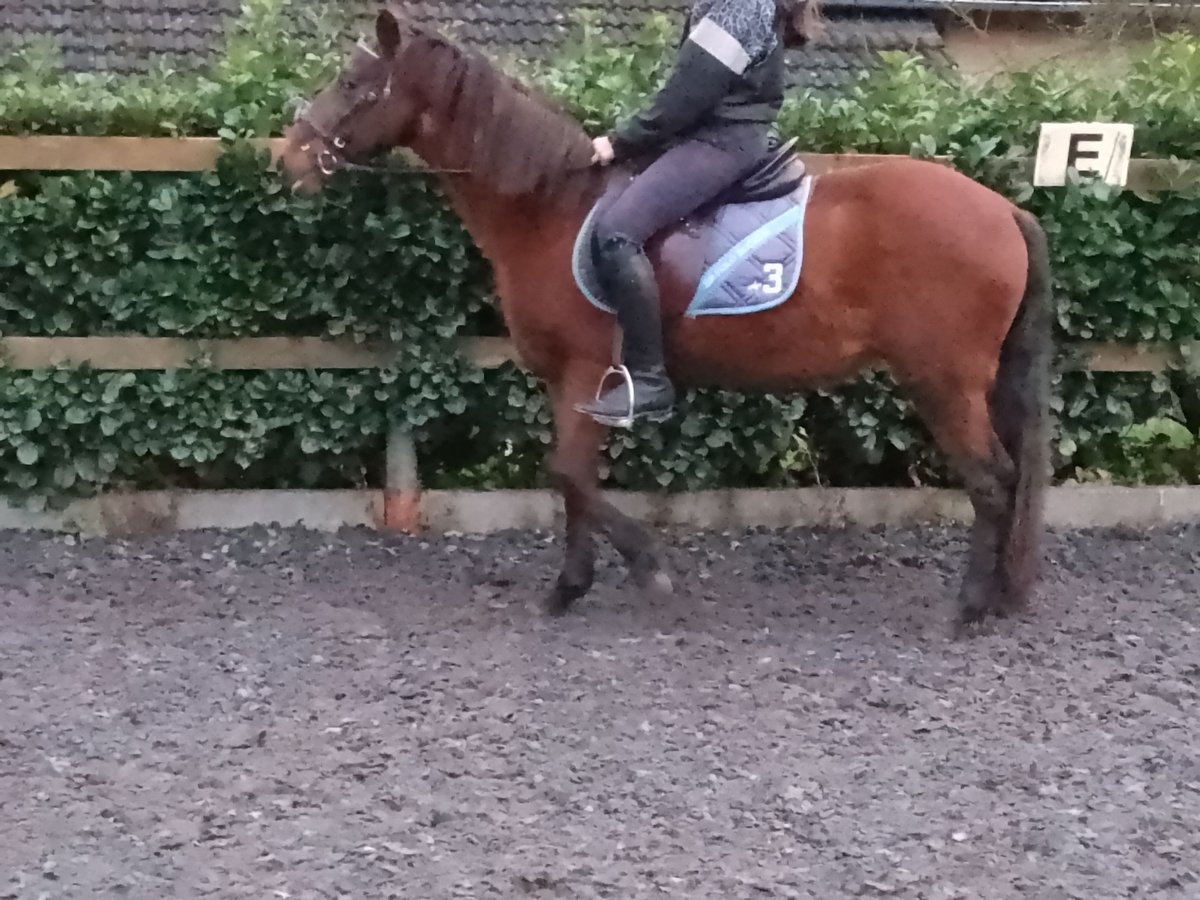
[279,8,427,193]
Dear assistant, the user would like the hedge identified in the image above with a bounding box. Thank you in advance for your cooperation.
[1,0,1199,505]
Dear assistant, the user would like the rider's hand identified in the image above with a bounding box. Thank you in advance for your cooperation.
[591,136,615,166]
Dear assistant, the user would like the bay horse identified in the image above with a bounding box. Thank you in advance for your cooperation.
[279,6,1053,631]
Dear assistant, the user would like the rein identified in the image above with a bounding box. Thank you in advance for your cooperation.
[330,156,472,177]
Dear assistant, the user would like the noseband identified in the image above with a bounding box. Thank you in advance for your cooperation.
[292,39,394,176]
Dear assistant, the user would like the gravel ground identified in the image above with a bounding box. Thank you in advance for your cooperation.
[1,523,1198,900]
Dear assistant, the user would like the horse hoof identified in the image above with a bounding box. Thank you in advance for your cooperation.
[953,591,1007,638]
[630,555,673,596]
[649,569,674,596]
[955,575,999,633]
[951,614,981,640]
[544,579,587,616]
[544,590,573,616]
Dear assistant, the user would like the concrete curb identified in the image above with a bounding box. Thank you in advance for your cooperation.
[418,488,978,532]
[2,486,1200,536]
[0,491,385,537]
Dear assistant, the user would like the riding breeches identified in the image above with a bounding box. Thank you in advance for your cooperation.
[593,130,768,249]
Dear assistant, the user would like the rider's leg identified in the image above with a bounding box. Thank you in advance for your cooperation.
[576,133,765,426]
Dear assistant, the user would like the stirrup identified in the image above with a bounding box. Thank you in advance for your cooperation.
[586,364,637,429]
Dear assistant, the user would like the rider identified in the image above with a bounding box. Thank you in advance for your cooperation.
[576,0,792,427]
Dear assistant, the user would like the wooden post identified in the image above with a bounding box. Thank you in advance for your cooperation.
[383,424,421,532]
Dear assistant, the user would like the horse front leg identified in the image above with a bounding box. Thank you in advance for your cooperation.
[591,494,674,596]
[545,363,672,614]
[544,365,607,614]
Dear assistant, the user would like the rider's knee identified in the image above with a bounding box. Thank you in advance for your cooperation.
[592,222,643,263]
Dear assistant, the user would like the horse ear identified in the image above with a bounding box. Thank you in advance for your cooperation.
[376,8,402,57]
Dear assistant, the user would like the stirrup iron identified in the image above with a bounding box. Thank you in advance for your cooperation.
[589,364,636,429]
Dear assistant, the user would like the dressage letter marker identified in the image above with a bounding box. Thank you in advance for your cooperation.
[1034,123,1134,187]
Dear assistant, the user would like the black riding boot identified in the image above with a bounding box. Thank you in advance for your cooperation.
[575,235,676,427]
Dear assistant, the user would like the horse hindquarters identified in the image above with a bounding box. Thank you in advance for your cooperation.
[811,163,1047,626]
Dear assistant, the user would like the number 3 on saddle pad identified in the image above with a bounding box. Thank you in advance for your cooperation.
[572,175,815,318]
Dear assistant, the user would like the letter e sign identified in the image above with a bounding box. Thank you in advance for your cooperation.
[1033,122,1135,187]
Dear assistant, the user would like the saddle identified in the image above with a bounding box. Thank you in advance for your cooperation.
[574,137,815,319]
[717,136,807,206]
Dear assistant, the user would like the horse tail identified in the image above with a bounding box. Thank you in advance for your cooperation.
[991,208,1054,609]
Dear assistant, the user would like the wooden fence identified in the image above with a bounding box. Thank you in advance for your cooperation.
[1,136,1196,527]
[2,134,1198,190]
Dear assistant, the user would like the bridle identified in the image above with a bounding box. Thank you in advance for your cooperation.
[290,38,470,178]
[291,39,397,176]
[288,34,599,183]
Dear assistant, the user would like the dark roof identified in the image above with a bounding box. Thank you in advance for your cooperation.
[787,13,950,88]
[2,0,242,74]
[406,0,694,56]
[1,0,950,90]
[405,1,951,90]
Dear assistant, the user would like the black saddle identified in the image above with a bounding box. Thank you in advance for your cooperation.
[718,136,808,206]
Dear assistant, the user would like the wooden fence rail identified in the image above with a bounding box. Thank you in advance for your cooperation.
[0,136,921,174]
[2,135,1198,192]
[0,335,1189,374]
[0,336,512,370]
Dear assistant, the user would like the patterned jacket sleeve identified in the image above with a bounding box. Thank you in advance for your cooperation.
[609,0,777,161]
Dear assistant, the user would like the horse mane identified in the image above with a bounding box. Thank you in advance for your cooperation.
[395,24,603,208]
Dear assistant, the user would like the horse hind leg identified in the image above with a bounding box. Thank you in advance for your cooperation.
[955,444,1016,630]
[913,381,1016,629]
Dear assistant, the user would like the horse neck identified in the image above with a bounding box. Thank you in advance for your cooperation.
[405,112,595,261]
[417,160,531,261]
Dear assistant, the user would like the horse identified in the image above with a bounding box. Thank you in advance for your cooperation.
[278,6,1053,632]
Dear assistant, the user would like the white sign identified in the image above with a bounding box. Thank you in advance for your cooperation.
[1034,122,1134,187]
